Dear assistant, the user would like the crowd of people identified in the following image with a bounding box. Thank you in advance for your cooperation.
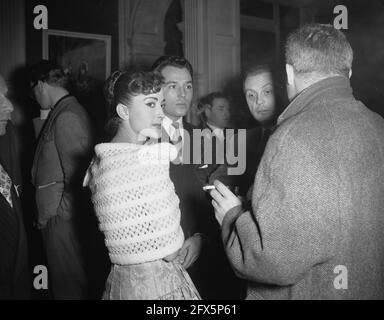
[1,23,384,300]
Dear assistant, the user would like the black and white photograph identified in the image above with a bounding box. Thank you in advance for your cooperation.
[1,0,384,310]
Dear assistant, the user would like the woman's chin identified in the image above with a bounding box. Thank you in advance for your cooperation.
[140,128,161,140]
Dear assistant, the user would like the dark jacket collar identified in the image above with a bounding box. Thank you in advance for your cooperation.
[49,95,73,119]
[278,76,353,125]
[52,94,71,110]
[0,122,19,184]
[42,95,75,135]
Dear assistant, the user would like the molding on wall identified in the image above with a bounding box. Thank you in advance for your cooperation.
[183,0,240,124]
[119,0,172,68]
[182,0,209,123]
[118,0,131,69]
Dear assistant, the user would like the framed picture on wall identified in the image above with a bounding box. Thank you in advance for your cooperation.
[42,29,111,98]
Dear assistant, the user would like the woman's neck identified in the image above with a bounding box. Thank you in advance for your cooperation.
[111,126,144,145]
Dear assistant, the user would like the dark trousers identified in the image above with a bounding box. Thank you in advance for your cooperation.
[191,241,245,300]
[41,215,86,300]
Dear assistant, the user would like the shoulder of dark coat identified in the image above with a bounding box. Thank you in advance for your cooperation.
[182,120,198,132]
[59,96,89,117]
[55,97,91,126]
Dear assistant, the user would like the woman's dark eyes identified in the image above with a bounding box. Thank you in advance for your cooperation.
[146,102,156,108]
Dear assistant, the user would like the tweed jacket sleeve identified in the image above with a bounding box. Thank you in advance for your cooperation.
[221,127,339,286]
[54,111,93,218]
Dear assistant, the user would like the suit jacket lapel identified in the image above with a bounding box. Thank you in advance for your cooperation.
[0,127,12,176]
[0,123,21,205]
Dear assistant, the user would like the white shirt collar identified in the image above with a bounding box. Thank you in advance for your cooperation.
[162,116,184,138]
[207,122,224,140]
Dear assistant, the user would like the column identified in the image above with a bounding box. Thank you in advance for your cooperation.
[183,0,209,124]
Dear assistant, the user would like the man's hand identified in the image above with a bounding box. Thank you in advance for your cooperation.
[176,234,203,269]
[210,180,242,226]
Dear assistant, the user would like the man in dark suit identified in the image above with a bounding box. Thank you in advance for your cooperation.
[0,74,30,299]
[152,56,241,299]
[196,92,240,187]
[197,91,231,168]
[197,92,231,133]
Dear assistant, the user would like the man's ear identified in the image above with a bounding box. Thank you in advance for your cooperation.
[348,69,352,79]
[116,103,130,120]
[37,80,46,91]
[286,64,295,86]
[204,104,212,118]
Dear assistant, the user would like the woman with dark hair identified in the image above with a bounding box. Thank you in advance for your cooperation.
[83,70,200,300]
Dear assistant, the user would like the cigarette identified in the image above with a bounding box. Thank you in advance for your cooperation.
[203,185,215,191]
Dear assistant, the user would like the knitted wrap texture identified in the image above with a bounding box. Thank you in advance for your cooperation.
[87,142,184,265]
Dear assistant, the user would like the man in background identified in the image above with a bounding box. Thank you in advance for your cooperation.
[152,56,241,299]
[197,91,231,136]
[197,92,233,170]
[29,60,94,299]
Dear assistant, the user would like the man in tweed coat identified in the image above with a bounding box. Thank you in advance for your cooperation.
[210,24,384,299]
[30,60,94,299]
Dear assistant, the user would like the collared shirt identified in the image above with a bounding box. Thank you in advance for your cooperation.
[206,122,225,140]
[162,116,184,143]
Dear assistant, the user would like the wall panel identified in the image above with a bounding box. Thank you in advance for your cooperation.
[0,0,26,79]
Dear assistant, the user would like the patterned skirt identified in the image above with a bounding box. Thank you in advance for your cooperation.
[102,259,201,300]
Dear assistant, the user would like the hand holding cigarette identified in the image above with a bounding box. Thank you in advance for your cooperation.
[209,180,242,226]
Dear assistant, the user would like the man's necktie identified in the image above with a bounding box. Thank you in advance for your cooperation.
[0,162,13,208]
[171,121,183,163]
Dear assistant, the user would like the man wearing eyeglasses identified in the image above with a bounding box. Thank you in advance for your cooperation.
[29,60,94,299]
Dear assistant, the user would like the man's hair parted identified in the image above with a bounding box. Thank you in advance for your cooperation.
[197,91,229,122]
[285,23,353,78]
[151,55,193,78]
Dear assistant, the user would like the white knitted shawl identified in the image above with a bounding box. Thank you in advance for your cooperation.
[83,142,184,265]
